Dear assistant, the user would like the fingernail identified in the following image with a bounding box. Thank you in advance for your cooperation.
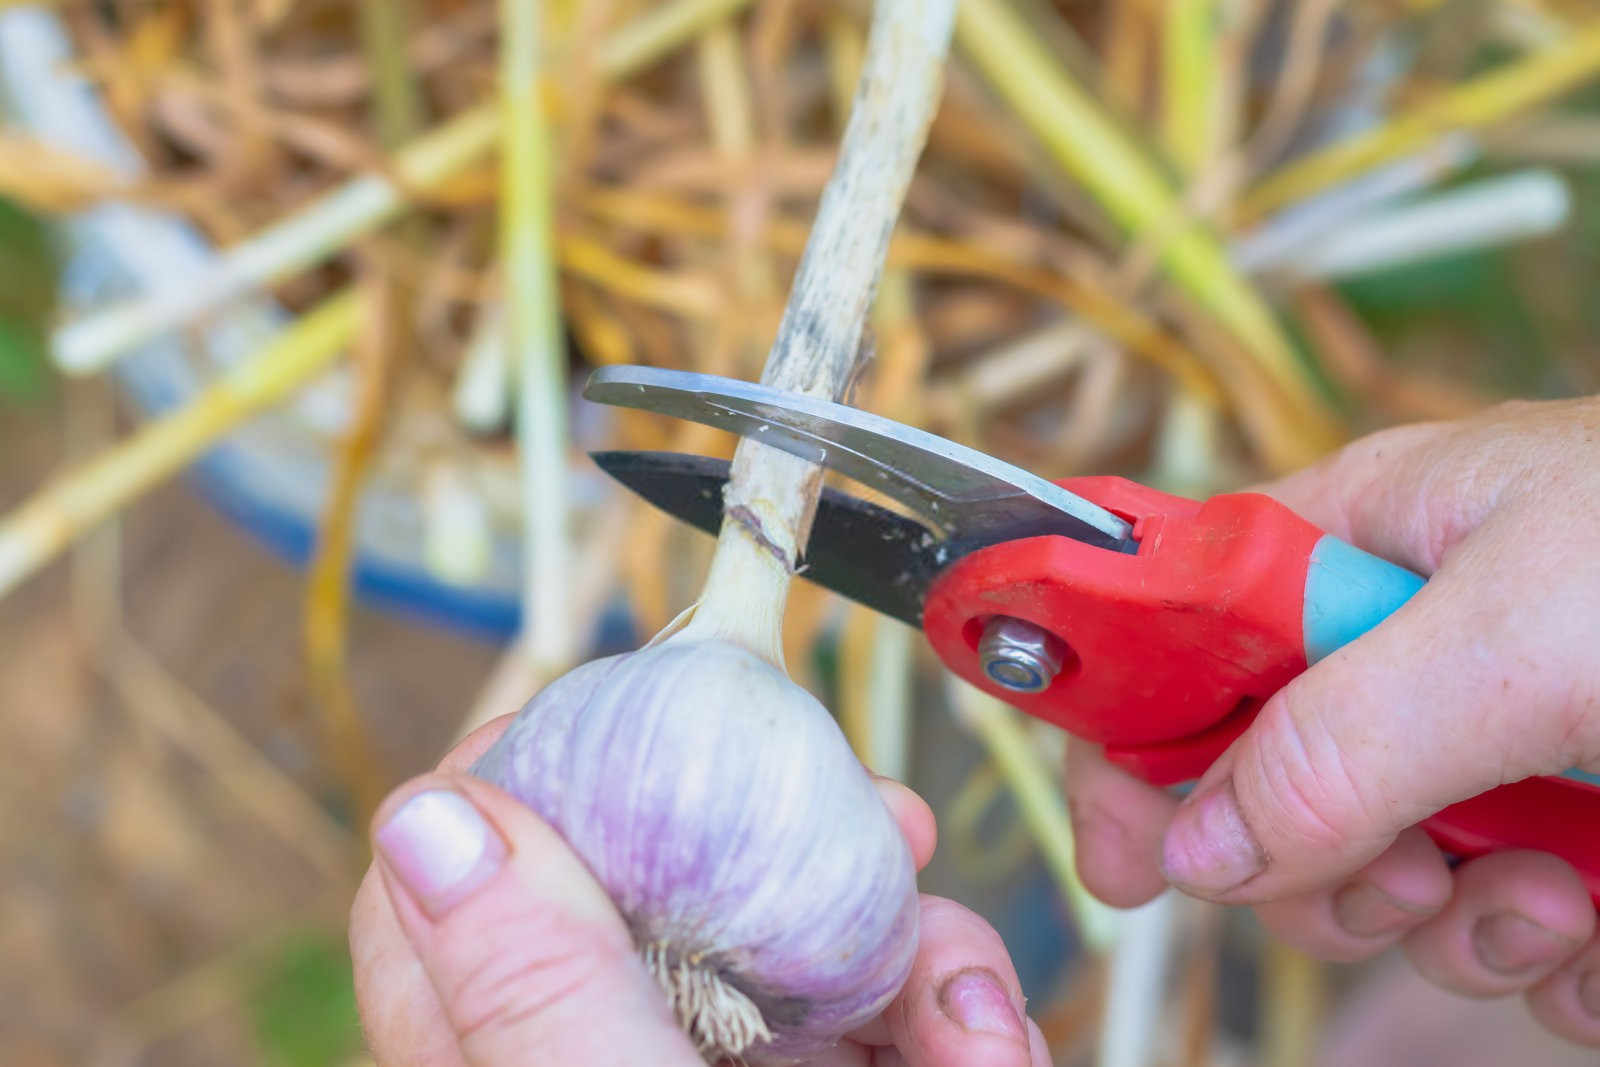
[939,968,1025,1041]
[1471,912,1574,975]
[1161,780,1265,896]
[1332,881,1432,938]
[1580,971,1600,1018]
[376,788,505,919]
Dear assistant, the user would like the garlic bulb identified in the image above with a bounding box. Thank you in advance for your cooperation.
[470,485,925,1062]
[472,637,919,1062]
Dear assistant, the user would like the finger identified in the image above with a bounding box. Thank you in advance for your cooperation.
[1402,850,1594,998]
[1245,400,1590,574]
[1252,828,1451,963]
[350,864,464,1067]
[1246,419,1456,572]
[853,1018,1051,1067]
[350,713,520,1067]
[1025,1017,1051,1066]
[1527,933,1600,1047]
[873,774,938,871]
[861,896,1035,1067]
[803,1040,874,1067]
[356,711,934,1064]
[1160,504,1600,903]
[438,713,515,773]
[1063,739,1175,908]
[370,772,701,1066]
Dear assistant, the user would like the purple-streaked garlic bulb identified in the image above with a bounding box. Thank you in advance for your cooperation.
[472,636,919,1064]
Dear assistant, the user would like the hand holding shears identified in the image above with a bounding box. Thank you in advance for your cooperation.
[585,365,1599,903]
[589,370,1600,1044]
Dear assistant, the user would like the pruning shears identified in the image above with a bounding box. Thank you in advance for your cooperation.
[583,365,1600,901]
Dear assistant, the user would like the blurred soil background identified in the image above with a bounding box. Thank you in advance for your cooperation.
[0,383,493,1067]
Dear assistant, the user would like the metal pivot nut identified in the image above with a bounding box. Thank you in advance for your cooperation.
[978,617,1069,694]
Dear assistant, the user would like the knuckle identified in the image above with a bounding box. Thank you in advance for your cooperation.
[1527,941,1600,1047]
[916,894,1004,952]
[439,908,627,1050]
[1245,689,1386,854]
[1398,935,1482,998]
[1547,647,1600,769]
[1460,601,1600,780]
[1254,901,1388,965]
[1526,988,1600,1048]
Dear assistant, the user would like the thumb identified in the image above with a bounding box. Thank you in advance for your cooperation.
[1158,505,1600,903]
[371,773,701,1066]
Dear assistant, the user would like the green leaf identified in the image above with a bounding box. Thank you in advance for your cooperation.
[251,930,363,1067]
[1335,246,1509,317]
[0,318,48,400]
[0,196,58,403]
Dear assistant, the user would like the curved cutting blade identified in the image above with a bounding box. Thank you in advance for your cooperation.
[583,365,1134,552]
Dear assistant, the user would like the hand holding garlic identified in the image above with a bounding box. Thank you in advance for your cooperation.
[352,1,969,1061]
[350,712,1054,1067]
[354,2,969,1061]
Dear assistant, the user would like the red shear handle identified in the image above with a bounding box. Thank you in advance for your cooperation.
[1427,779,1600,901]
[922,474,1600,905]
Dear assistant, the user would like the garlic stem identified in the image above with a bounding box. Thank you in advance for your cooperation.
[676,0,957,662]
[686,463,807,664]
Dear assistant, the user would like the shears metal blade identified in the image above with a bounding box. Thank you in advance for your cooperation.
[582,365,1137,623]
[589,449,945,627]
[585,364,1133,539]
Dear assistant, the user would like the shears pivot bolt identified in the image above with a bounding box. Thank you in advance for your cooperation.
[978,617,1067,694]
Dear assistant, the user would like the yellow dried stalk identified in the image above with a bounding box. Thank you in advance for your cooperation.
[575,187,1225,405]
[53,0,762,376]
[0,292,359,600]
[954,0,1340,462]
[304,276,400,829]
[1163,0,1223,173]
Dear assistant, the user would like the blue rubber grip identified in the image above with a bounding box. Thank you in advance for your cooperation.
[1302,535,1426,665]
[1301,535,1600,792]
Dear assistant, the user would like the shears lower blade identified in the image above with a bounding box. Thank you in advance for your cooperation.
[590,450,943,626]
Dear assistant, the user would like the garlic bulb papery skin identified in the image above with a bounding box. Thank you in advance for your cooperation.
[472,637,919,1064]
